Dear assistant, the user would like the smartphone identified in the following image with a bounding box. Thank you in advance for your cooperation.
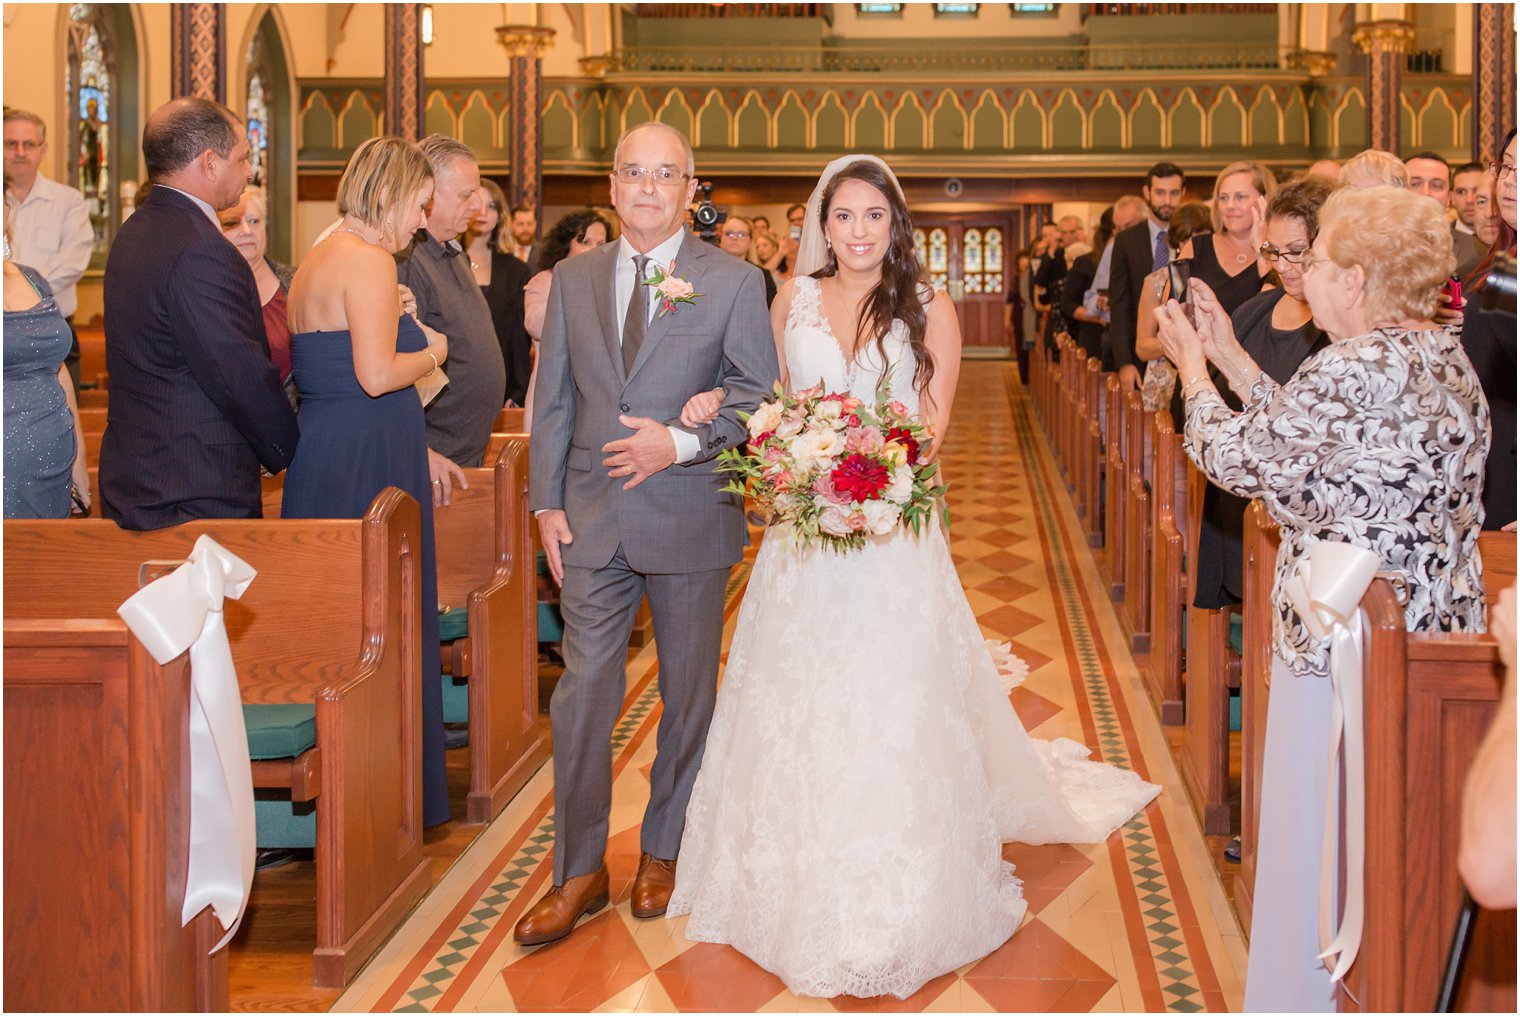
[1442,275,1463,310]
[1168,258,1195,325]
[789,224,802,242]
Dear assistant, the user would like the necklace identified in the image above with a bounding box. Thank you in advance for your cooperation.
[1223,232,1252,265]
[331,225,380,246]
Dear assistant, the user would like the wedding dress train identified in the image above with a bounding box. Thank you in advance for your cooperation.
[667,277,1160,999]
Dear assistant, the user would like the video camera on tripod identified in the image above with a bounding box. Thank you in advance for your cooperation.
[691,181,727,245]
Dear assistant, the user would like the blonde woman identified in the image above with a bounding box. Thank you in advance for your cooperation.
[1340,148,1410,189]
[283,136,454,828]
[219,185,296,391]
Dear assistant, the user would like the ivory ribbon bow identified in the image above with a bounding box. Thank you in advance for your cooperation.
[117,535,258,952]
[1281,538,1382,985]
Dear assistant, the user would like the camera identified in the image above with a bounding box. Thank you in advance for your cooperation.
[1482,252,1516,317]
[691,181,727,244]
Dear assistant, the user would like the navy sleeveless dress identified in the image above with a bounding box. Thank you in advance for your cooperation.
[283,315,449,827]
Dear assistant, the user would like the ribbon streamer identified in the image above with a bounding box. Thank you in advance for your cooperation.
[117,536,258,952]
[1281,538,1382,985]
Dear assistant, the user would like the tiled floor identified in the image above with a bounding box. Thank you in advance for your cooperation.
[332,362,1248,1013]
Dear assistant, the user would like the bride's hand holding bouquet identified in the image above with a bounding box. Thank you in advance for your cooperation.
[716,379,948,553]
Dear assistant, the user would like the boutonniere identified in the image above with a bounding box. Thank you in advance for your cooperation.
[644,260,701,317]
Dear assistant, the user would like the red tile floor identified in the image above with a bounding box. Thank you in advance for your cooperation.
[332,362,1247,1013]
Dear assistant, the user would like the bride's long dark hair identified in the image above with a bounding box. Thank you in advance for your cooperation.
[810,161,934,390]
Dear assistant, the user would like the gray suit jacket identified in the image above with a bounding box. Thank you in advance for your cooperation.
[529,231,780,574]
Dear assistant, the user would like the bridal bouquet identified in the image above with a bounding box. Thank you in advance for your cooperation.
[718,380,949,553]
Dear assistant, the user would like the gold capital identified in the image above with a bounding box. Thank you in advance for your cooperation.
[1351,20,1416,56]
[496,24,556,59]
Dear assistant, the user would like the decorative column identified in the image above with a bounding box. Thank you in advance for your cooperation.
[170,3,225,102]
[496,25,556,212]
[1473,3,1517,162]
[1352,19,1416,154]
[384,4,427,141]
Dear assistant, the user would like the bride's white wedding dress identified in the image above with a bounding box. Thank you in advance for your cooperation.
[667,277,1160,1000]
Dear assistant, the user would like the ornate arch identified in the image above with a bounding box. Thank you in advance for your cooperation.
[61,2,140,265]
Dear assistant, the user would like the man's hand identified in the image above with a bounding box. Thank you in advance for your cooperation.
[537,509,574,586]
[1118,364,1142,391]
[680,388,724,428]
[427,447,468,506]
[603,414,677,489]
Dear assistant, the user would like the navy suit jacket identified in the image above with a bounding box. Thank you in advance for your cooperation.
[100,186,298,530]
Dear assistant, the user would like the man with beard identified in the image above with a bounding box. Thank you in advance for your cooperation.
[1107,162,1185,391]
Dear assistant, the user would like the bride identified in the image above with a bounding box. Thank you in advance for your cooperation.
[665,154,1161,1000]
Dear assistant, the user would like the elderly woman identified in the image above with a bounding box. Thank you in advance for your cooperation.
[220,185,297,401]
[1156,184,1489,1012]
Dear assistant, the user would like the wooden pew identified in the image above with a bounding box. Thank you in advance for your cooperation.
[433,435,550,823]
[1180,454,1237,834]
[1235,503,1278,933]
[1102,375,1126,600]
[493,406,526,432]
[1235,512,1518,943]
[3,489,430,988]
[1081,359,1106,548]
[1122,392,1154,652]
[1146,411,1186,726]
[1349,569,1515,1012]
[5,619,229,1011]
[1070,348,1094,518]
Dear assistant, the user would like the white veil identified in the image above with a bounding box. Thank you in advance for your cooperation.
[793,153,911,279]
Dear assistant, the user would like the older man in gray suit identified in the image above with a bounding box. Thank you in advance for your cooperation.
[515,123,779,946]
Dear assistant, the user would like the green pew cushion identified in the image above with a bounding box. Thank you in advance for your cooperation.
[538,602,563,643]
[439,607,468,643]
[1228,612,1244,656]
[243,703,317,761]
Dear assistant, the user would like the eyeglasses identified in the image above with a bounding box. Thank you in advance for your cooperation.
[722,230,750,239]
[1488,160,1518,179]
[3,140,41,153]
[1258,241,1310,265]
[613,165,689,186]
[1298,247,1325,272]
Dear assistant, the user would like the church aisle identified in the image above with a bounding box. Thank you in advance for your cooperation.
[332,362,1247,1014]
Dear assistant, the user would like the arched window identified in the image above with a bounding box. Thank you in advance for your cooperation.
[245,34,271,193]
[65,3,114,260]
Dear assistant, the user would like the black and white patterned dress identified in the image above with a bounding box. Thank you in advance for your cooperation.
[1181,324,1491,676]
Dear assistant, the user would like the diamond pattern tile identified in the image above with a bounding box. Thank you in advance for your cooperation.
[655,943,789,1011]
[502,910,652,1012]
[1002,842,1094,913]
[829,972,957,1012]
[962,919,1116,1012]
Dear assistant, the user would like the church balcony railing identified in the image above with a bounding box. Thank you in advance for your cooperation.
[597,40,1291,76]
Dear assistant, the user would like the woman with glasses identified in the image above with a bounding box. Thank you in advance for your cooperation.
[1156,184,1488,1011]
[1191,175,1334,609]
[467,178,533,407]
[716,215,777,306]
[1462,127,1517,529]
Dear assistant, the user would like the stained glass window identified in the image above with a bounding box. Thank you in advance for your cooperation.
[984,227,1004,293]
[913,228,927,269]
[927,228,949,290]
[66,3,113,260]
[245,35,270,196]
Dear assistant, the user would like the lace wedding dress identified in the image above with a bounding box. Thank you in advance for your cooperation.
[667,277,1161,999]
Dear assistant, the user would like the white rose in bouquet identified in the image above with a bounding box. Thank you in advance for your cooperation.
[884,464,914,505]
[860,498,902,535]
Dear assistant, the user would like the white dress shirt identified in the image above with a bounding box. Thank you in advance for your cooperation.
[615,229,700,464]
[10,174,94,318]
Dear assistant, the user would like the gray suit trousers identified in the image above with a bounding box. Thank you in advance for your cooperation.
[551,548,729,883]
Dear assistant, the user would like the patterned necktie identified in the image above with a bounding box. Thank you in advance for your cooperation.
[1152,227,1169,271]
[623,253,650,374]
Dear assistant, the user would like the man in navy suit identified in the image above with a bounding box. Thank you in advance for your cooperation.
[100,97,297,530]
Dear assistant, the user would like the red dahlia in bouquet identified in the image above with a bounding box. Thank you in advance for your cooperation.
[718,379,949,553]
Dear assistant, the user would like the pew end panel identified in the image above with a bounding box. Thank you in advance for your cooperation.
[1234,502,1279,933]
[4,620,228,1012]
[1103,376,1126,600]
[312,489,431,988]
[1122,393,1154,652]
[1147,412,1186,727]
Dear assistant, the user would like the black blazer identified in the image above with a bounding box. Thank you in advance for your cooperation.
[480,249,534,406]
[1106,220,1159,373]
[1462,298,1517,529]
[99,186,298,530]
[1060,252,1104,359]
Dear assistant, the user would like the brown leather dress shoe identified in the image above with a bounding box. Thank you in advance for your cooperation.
[512,865,610,946]
[630,853,677,919]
